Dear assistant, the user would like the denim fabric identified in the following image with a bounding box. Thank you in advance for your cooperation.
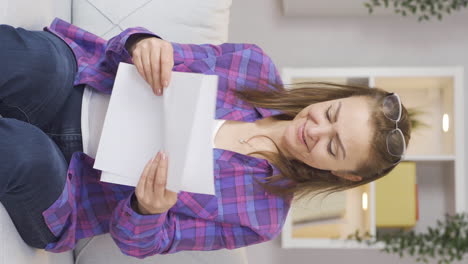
[0,25,83,248]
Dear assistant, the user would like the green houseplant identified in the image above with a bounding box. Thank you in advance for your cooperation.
[348,213,468,263]
[364,0,468,21]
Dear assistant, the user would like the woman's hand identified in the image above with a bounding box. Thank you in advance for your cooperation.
[134,151,178,215]
[128,36,174,96]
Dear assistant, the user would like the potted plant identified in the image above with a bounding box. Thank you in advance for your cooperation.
[348,213,468,263]
[364,0,468,21]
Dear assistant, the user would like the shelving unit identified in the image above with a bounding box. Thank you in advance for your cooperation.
[280,67,464,249]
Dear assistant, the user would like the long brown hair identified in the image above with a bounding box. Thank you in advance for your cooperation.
[234,82,412,201]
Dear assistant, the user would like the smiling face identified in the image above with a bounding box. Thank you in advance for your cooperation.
[280,96,374,174]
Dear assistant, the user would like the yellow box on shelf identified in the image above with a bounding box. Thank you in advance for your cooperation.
[375,162,417,228]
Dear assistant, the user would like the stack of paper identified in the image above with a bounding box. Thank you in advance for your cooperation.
[93,63,218,196]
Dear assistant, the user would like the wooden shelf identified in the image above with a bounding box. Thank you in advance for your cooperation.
[404,155,455,161]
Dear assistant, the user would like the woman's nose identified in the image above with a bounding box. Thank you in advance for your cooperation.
[306,123,334,139]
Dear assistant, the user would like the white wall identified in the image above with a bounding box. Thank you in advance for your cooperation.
[228,1,468,263]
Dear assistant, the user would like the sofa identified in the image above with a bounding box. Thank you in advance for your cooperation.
[0,0,249,263]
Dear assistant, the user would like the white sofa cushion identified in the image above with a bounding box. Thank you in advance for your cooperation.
[74,234,248,264]
[72,0,232,43]
[0,0,71,30]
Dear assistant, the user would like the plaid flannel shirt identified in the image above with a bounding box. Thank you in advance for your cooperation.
[41,18,294,258]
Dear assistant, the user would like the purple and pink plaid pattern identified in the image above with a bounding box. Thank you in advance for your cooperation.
[41,18,294,258]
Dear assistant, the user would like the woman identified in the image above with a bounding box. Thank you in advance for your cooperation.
[0,18,411,258]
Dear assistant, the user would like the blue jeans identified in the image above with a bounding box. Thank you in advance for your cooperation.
[0,25,83,248]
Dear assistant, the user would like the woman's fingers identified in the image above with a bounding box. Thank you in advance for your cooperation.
[141,52,154,91]
[134,151,176,214]
[145,152,160,195]
[150,47,162,95]
[160,42,174,89]
[136,155,153,199]
[132,53,147,84]
[153,152,168,198]
[129,37,173,96]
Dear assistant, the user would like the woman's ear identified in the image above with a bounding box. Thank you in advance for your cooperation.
[332,171,363,182]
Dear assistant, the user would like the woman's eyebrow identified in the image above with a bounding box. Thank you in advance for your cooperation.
[335,101,346,160]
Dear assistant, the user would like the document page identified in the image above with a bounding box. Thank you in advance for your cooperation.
[179,76,218,195]
[161,70,218,195]
[94,63,217,195]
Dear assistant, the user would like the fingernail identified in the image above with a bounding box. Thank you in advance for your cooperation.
[161,152,166,160]
[157,89,162,96]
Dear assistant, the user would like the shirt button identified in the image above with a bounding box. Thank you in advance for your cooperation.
[67,173,72,179]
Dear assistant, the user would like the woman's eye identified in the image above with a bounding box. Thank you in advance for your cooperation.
[326,105,332,121]
[328,140,336,157]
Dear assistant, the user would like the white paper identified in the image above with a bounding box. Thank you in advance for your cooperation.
[181,77,218,194]
[94,63,218,195]
[100,171,137,186]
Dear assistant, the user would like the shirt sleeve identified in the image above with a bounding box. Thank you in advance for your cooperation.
[171,43,282,87]
[109,192,282,259]
[171,42,253,62]
[103,28,161,78]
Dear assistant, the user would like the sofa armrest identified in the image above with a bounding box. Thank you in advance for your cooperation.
[75,234,248,264]
[0,203,74,264]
